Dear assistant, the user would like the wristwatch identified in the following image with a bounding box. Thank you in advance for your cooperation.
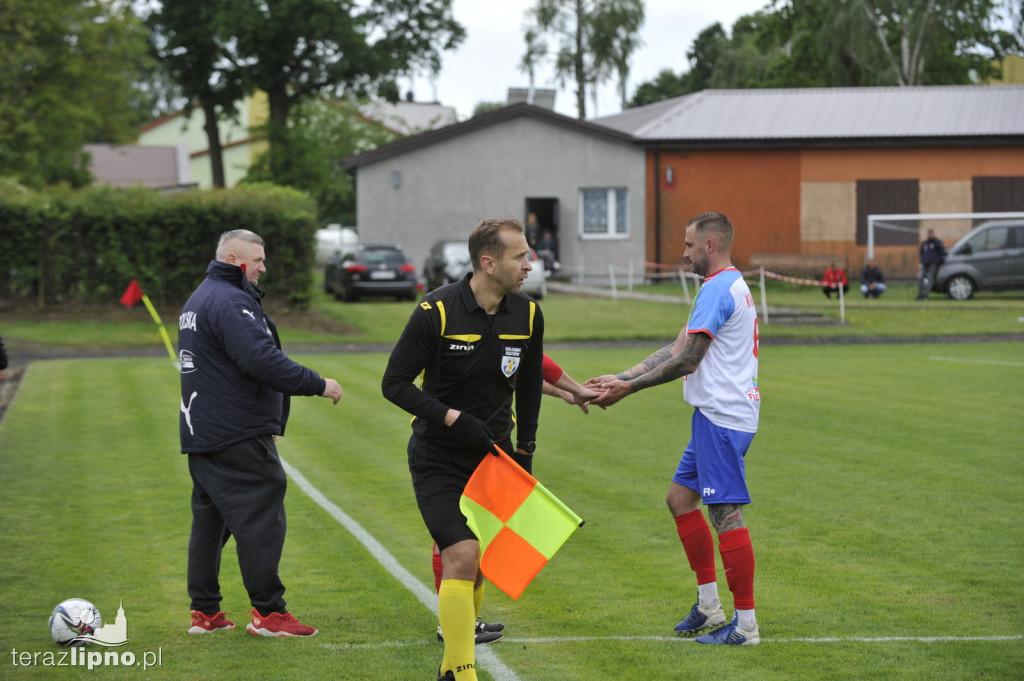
[516,441,536,454]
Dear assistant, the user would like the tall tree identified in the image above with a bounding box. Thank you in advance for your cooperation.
[521,0,645,119]
[232,0,464,181]
[0,0,154,187]
[629,23,728,107]
[763,0,1016,86]
[244,98,400,223]
[146,1,247,188]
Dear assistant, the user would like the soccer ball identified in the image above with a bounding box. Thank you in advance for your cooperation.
[49,598,102,647]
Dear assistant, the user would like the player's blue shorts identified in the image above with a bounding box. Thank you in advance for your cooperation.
[672,409,756,505]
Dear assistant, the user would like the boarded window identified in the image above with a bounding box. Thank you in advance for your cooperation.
[972,176,1024,225]
[856,179,920,246]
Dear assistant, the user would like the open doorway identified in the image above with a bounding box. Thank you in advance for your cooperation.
[525,197,560,273]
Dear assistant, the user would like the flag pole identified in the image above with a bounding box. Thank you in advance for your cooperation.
[120,279,177,366]
[140,294,178,365]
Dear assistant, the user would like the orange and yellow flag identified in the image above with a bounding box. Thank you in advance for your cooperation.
[459,448,584,600]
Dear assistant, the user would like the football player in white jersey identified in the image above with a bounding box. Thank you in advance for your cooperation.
[587,212,762,645]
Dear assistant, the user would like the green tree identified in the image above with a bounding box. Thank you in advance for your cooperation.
[761,0,1016,87]
[521,0,645,119]
[629,69,689,107]
[629,23,729,107]
[0,0,155,187]
[232,0,464,181]
[145,0,246,189]
[472,101,506,117]
[244,97,400,223]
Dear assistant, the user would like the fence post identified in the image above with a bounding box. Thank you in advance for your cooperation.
[759,266,769,324]
[678,269,691,303]
[608,264,617,299]
[838,276,845,324]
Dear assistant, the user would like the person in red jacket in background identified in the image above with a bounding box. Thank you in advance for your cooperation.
[432,353,602,644]
[822,262,849,299]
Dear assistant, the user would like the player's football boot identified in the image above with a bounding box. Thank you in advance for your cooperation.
[673,602,726,636]
[694,612,760,646]
[188,610,235,634]
[246,610,318,637]
[436,617,505,644]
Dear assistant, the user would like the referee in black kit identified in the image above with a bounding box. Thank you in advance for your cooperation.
[381,217,544,681]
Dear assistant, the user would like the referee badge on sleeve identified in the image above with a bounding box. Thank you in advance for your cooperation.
[501,355,520,377]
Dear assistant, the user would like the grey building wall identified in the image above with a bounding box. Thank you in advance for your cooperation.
[353,115,646,284]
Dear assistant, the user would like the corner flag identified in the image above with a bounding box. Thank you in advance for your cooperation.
[459,447,584,600]
[119,279,177,365]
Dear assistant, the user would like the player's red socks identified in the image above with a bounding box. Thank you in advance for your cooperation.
[432,543,443,592]
[718,527,755,610]
[674,510,717,585]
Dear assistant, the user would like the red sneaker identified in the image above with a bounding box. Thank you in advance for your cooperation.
[246,610,318,637]
[188,610,235,635]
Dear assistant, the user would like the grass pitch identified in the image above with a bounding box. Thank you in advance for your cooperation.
[1,343,1022,680]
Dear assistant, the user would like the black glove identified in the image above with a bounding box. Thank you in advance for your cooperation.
[449,412,498,456]
[510,451,533,475]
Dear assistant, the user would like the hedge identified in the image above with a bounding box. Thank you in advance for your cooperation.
[0,180,319,309]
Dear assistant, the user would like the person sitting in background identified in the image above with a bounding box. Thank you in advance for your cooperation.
[860,259,887,298]
[535,230,560,274]
[822,262,848,299]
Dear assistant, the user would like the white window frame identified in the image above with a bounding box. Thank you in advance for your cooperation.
[578,187,629,240]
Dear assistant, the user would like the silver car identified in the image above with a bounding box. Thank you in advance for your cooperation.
[423,239,546,299]
[934,220,1024,300]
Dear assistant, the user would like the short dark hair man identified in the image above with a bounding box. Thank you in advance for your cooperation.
[382,217,544,681]
[860,259,887,298]
[179,229,342,637]
[917,229,946,300]
[587,212,762,646]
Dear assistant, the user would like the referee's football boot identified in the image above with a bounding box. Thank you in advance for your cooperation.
[694,612,760,646]
[436,617,505,644]
[437,668,455,681]
[674,602,726,636]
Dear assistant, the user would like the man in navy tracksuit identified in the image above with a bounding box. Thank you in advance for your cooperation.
[179,229,342,637]
[917,229,946,300]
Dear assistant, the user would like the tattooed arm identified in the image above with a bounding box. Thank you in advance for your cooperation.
[629,332,711,392]
[589,330,711,407]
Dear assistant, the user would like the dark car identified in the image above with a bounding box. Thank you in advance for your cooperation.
[423,239,472,291]
[325,245,418,302]
[934,220,1024,300]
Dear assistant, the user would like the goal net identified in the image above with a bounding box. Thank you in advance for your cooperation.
[867,211,1024,260]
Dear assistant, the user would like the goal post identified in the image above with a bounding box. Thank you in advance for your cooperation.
[867,211,1024,260]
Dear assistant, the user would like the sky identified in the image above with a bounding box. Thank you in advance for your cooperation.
[404,0,772,120]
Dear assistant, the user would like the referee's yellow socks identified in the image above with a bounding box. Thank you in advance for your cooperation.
[438,579,478,681]
[473,582,485,617]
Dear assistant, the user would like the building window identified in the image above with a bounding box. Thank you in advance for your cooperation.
[580,188,628,238]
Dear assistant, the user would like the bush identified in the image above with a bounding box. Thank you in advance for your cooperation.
[0,181,318,309]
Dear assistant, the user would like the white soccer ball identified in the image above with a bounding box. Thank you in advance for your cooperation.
[49,598,102,647]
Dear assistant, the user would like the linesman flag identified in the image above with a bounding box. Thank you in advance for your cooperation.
[119,279,177,365]
[459,447,584,600]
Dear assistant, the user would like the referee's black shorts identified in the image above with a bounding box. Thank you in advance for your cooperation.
[407,433,513,551]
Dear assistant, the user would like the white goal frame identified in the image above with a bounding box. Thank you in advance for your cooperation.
[867,211,1024,259]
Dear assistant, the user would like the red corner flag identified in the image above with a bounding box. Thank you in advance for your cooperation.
[119,279,144,308]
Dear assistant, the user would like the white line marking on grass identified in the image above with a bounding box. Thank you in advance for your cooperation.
[929,356,1024,367]
[281,458,521,681]
[316,633,1024,651]
[515,634,1024,644]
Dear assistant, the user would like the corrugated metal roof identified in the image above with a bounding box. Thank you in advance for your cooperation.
[594,85,1024,141]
